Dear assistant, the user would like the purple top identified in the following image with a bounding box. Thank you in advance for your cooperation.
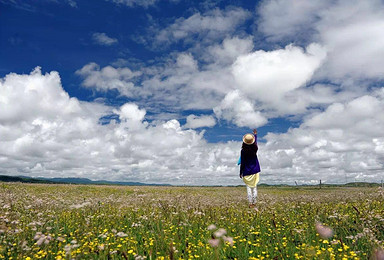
[240,134,261,176]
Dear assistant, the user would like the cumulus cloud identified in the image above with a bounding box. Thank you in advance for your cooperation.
[232,43,326,115]
[214,90,267,128]
[258,0,384,80]
[304,95,384,137]
[0,67,86,124]
[4,2,384,186]
[92,32,118,46]
[184,114,216,129]
[0,68,244,185]
[260,89,384,184]
[233,43,326,102]
[2,69,384,185]
[77,40,329,126]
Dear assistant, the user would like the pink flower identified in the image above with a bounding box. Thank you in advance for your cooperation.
[214,228,227,238]
[208,238,220,248]
[315,222,333,239]
[373,247,384,260]
[36,237,46,246]
[223,236,234,246]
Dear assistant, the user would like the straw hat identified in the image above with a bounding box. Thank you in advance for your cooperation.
[243,133,255,145]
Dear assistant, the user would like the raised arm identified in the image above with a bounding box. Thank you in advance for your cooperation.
[253,128,258,152]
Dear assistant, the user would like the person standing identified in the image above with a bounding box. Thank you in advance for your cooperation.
[239,129,261,208]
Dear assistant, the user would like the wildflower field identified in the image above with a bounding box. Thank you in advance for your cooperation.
[0,183,383,259]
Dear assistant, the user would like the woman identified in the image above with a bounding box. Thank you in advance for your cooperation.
[239,129,261,208]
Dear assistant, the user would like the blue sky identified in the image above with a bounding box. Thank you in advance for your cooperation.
[1,0,384,185]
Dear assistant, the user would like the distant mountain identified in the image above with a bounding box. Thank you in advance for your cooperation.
[0,175,56,184]
[344,182,381,187]
[38,177,171,186]
[0,175,171,186]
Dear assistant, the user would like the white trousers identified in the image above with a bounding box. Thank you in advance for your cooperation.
[246,185,258,204]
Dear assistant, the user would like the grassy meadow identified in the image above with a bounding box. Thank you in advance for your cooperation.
[0,183,383,259]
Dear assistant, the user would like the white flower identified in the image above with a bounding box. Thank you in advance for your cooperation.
[207,224,217,231]
[116,232,128,237]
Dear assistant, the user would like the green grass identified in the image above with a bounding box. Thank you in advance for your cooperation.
[0,183,383,259]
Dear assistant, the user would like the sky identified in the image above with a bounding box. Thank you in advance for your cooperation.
[1,0,384,186]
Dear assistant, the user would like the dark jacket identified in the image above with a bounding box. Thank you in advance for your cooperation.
[240,135,261,177]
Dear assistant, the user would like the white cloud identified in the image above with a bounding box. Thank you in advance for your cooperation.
[113,103,147,130]
[232,43,326,114]
[184,114,216,129]
[257,0,329,42]
[1,69,384,185]
[0,67,84,124]
[77,40,330,127]
[77,51,235,112]
[258,0,384,80]
[107,0,158,8]
[0,68,244,186]
[260,89,384,184]
[75,62,142,97]
[92,32,118,46]
[116,103,146,122]
[205,37,254,65]
[304,95,384,137]
[319,4,384,79]
[0,0,78,11]
[214,90,267,128]
[154,7,251,46]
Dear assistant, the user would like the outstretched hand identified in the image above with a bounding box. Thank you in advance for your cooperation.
[253,128,257,135]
